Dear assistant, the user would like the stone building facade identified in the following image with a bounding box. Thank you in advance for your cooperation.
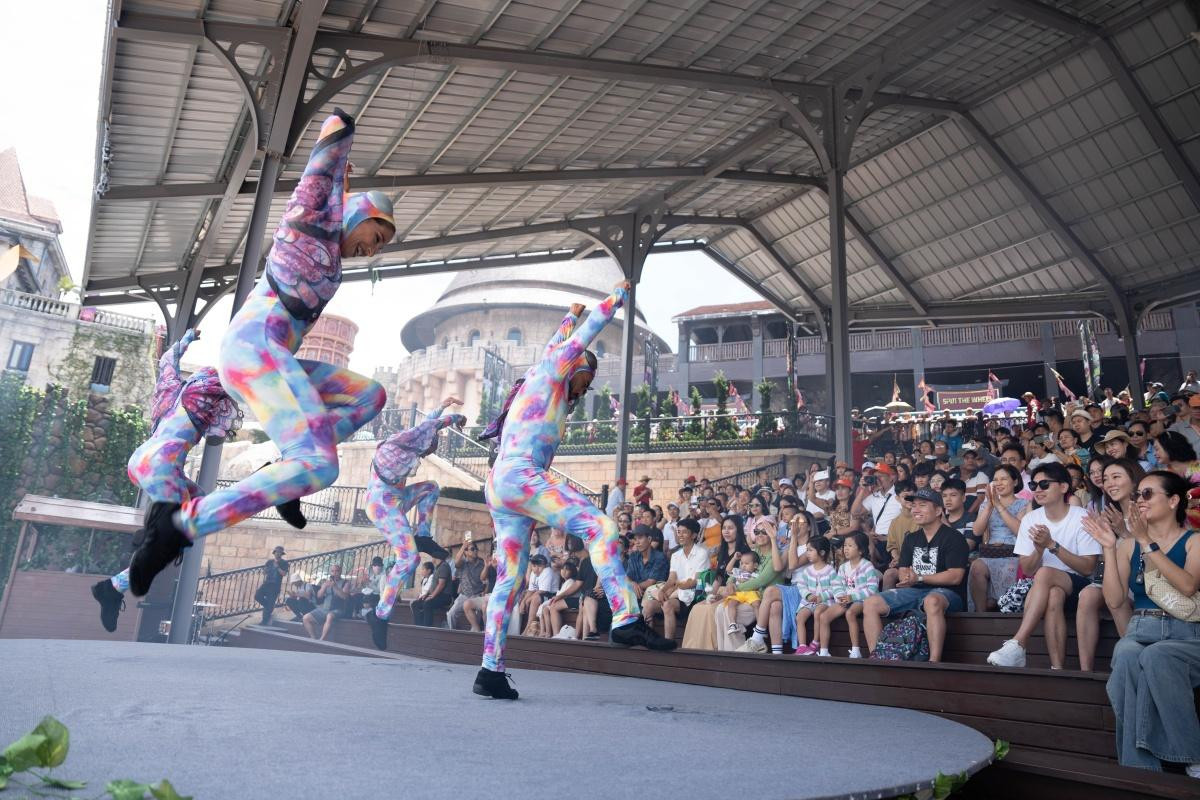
[0,148,70,298]
[376,260,670,424]
[295,313,358,369]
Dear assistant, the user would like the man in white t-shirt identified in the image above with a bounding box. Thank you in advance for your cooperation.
[854,464,900,563]
[805,469,835,519]
[641,518,709,640]
[661,503,681,552]
[987,462,1101,670]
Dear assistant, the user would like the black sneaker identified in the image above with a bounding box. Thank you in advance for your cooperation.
[414,536,449,560]
[473,668,518,700]
[91,579,125,633]
[366,609,389,650]
[128,502,191,597]
[610,617,677,651]
[275,498,307,529]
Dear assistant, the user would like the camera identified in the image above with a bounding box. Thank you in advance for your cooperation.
[864,475,877,486]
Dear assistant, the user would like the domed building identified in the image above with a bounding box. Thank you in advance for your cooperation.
[377,259,671,424]
[295,314,358,369]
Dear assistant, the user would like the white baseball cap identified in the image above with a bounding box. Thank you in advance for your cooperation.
[813,470,829,482]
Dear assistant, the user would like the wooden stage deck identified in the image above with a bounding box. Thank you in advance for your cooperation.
[229,608,1197,800]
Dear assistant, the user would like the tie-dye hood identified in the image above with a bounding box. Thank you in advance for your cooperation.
[343,190,395,238]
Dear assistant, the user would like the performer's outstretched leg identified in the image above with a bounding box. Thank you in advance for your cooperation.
[477,507,534,696]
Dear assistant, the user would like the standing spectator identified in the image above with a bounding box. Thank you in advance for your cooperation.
[854,465,900,567]
[641,518,708,641]
[254,546,289,626]
[605,477,627,517]
[862,488,970,663]
[1179,370,1200,394]
[987,462,1101,668]
[1083,470,1200,773]
[447,536,486,630]
[969,466,1030,612]
[1168,394,1200,454]
[412,554,453,627]
[303,563,350,641]
[632,475,653,506]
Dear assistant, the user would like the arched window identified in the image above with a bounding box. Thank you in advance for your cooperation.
[594,342,606,358]
[467,330,481,347]
[506,327,523,346]
[440,337,449,348]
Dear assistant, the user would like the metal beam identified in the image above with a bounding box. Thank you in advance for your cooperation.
[848,299,1111,324]
[702,247,800,323]
[101,167,823,202]
[740,223,829,339]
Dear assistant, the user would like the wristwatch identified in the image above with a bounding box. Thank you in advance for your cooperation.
[1146,542,1161,553]
[916,574,925,585]
[1049,541,1061,555]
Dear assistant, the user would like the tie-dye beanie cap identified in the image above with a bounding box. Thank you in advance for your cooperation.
[343,190,395,237]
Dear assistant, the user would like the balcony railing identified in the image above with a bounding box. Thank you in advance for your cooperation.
[557,411,834,455]
[0,288,156,334]
[689,341,752,362]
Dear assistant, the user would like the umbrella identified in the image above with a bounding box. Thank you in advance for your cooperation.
[983,397,1021,414]
[863,406,887,418]
[885,400,914,412]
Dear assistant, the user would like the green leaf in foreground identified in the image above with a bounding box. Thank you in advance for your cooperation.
[33,716,70,768]
[993,739,1010,761]
[40,775,87,790]
[149,778,193,800]
[107,779,151,800]
[2,733,48,771]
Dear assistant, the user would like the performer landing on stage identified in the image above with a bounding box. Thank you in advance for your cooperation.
[364,396,467,650]
[474,281,676,701]
[126,109,393,597]
[92,329,242,630]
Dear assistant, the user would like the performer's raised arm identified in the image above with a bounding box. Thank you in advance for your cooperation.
[553,282,629,374]
[543,303,584,356]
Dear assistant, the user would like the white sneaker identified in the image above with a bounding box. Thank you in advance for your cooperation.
[736,637,767,653]
[987,639,1027,668]
[1185,763,1200,779]
[848,648,862,659]
[726,622,741,634]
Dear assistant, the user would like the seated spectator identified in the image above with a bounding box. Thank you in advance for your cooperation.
[969,465,1030,611]
[661,503,681,552]
[517,554,559,633]
[642,518,707,640]
[881,480,916,586]
[529,529,551,564]
[412,554,453,627]
[862,488,969,663]
[1082,470,1200,774]
[713,519,780,651]
[718,550,764,626]
[987,462,1101,668]
[447,537,486,630]
[816,532,881,658]
[682,516,749,651]
[699,498,724,551]
[575,537,603,641]
[941,478,976,546]
[303,563,351,641]
[605,477,626,516]
[790,537,840,655]
[624,525,669,601]
[357,556,386,621]
[538,560,583,637]
[284,578,316,621]
[463,552,498,632]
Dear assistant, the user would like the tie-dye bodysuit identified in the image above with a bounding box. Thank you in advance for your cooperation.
[481,289,639,671]
[173,111,385,540]
[367,407,468,619]
[111,358,242,592]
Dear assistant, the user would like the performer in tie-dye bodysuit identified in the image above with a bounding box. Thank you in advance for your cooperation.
[473,283,676,701]
[92,329,242,630]
[127,109,394,597]
[363,398,467,649]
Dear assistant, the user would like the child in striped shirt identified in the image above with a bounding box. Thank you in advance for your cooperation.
[792,537,840,655]
[816,531,882,658]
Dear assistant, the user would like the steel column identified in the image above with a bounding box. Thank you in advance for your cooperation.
[911,326,926,407]
[1041,323,1059,400]
[615,279,638,485]
[828,167,852,461]
[233,153,284,309]
[1114,304,1144,411]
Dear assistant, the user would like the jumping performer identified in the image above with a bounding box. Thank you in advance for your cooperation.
[363,397,468,650]
[126,109,393,597]
[474,281,675,701]
[91,329,243,631]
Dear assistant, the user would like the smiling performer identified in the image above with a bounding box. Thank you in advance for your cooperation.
[365,396,468,650]
[91,329,243,631]
[473,281,676,701]
[126,109,393,596]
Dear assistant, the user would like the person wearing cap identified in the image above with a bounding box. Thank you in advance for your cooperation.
[253,546,290,626]
[128,109,394,595]
[955,445,989,513]
[1167,393,1200,455]
[642,518,708,640]
[446,537,488,633]
[804,466,835,522]
[1098,429,1139,465]
[852,463,900,566]
[986,462,1100,669]
[623,525,669,599]
[862,487,970,662]
[606,477,627,517]
[1070,408,1100,456]
[632,475,653,505]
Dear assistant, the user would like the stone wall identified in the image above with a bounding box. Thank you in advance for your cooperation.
[200,497,496,575]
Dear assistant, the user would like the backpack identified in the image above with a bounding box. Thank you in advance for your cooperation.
[870,610,929,662]
[997,577,1033,614]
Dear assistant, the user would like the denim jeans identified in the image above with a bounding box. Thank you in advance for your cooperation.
[1106,613,1200,770]
[878,586,964,615]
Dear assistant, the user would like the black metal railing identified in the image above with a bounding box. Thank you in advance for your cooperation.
[710,458,789,489]
[194,538,391,625]
[554,412,835,455]
[213,480,373,527]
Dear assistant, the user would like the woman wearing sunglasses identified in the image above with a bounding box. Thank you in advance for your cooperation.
[1082,471,1200,774]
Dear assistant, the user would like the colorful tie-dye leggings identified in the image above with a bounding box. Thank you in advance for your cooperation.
[481,462,639,671]
[111,406,204,592]
[176,281,385,540]
[366,470,440,619]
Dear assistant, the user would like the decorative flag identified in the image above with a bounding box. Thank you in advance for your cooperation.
[1139,358,1146,379]
[796,388,806,409]
[1049,366,1077,402]
[610,394,621,415]
[729,384,749,414]
[1079,321,1099,397]
[891,374,901,403]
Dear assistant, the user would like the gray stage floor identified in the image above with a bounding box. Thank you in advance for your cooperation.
[0,640,993,800]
